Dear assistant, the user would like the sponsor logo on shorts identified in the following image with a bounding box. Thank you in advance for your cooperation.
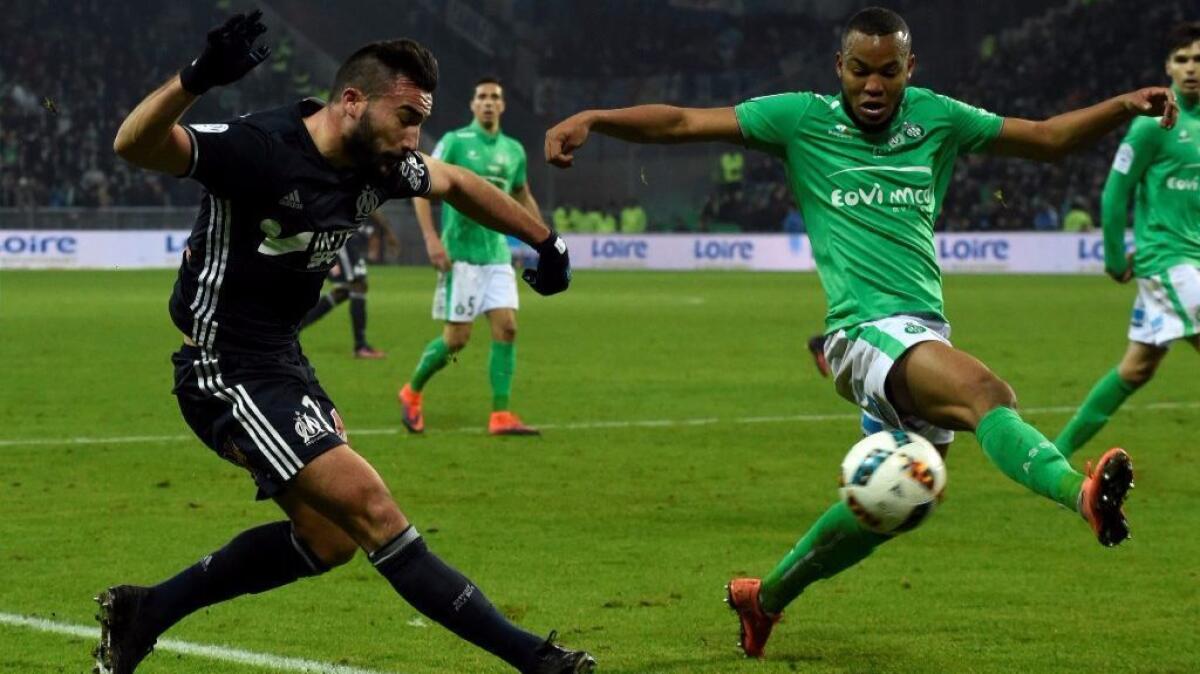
[294,412,329,446]
[904,322,927,334]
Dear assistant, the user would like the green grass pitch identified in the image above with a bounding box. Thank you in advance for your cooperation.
[0,268,1196,673]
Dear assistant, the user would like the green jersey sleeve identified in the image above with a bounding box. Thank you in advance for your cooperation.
[1100,117,1160,276]
[936,93,1004,154]
[734,92,813,158]
[431,132,455,162]
[512,144,527,190]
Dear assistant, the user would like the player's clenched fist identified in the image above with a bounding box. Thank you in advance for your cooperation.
[522,231,571,295]
[180,10,272,95]
[544,113,592,168]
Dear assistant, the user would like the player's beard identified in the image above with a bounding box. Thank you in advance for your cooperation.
[344,113,396,183]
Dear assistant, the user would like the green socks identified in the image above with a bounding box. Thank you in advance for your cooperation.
[1054,368,1137,458]
[976,407,1084,511]
[411,336,452,391]
[410,338,516,409]
[757,407,1089,616]
[489,341,515,411]
[758,501,891,615]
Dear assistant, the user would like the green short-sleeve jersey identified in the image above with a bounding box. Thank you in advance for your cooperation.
[1100,92,1200,277]
[433,120,528,264]
[735,87,1004,332]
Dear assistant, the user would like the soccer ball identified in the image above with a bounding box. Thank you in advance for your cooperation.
[839,430,947,534]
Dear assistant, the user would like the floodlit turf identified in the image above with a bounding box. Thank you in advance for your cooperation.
[0,267,1197,674]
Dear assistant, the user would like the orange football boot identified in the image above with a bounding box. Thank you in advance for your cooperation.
[488,411,540,436]
[725,577,781,658]
[1079,447,1134,547]
[398,383,424,433]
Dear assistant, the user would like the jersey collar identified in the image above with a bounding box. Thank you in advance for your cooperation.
[469,118,501,143]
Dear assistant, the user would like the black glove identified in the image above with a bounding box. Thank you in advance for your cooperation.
[522,231,571,295]
[180,10,271,95]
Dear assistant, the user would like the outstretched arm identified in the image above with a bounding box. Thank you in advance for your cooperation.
[545,106,742,167]
[113,11,271,175]
[987,87,1176,162]
[424,155,570,295]
[113,77,199,175]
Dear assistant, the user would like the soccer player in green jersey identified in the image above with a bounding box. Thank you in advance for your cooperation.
[400,77,544,435]
[1055,22,1200,458]
[544,7,1178,658]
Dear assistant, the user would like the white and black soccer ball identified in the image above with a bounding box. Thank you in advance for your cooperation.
[839,430,947,534]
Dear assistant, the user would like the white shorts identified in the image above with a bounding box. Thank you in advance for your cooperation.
[824,314,955,446]
[432,262,519,323]
[1128,264,1200,346]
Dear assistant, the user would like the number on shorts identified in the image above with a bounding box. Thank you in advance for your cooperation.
[301,395,336,433]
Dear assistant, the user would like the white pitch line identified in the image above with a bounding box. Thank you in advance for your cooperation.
[0,401,1196,449]
[0,612,400,674]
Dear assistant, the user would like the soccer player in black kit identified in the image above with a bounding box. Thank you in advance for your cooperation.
[95,12,592,674]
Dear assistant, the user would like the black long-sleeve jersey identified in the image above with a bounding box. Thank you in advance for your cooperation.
[169,98,430,353]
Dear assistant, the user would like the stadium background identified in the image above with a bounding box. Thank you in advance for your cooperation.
[2,1,1199,673]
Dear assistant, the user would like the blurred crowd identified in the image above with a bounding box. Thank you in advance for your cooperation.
[0,0,317,208]
[1,0,1194,235]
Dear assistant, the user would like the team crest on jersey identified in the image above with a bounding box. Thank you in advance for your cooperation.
[294,412,328,445]
[356,185,381,221]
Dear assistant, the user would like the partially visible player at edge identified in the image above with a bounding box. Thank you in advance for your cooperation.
[544,6,1176,659]
[96,12,590,674]
[1055,22,1200,458]
[399,76,543,435]
[298,209,395,359]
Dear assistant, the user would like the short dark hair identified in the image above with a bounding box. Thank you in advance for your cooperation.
[842,7,911,54]
[331,39,439,100]
[1166,21,1200,58]
[475,76,502,88]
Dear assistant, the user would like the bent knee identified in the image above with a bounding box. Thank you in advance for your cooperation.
[970,373,1017,418]
[356,488,408,543]
[311,535,358,568]
[1117,360,1157,387]
[494,325,517,342]
[293,526,358,569]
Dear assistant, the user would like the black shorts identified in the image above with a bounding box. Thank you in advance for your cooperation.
[172,343,346,499]
[329,231,368,285]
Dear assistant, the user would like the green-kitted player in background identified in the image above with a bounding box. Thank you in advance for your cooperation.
[400,77,543,435]
[1056,22,1200,457]
[545,6,1177,660]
